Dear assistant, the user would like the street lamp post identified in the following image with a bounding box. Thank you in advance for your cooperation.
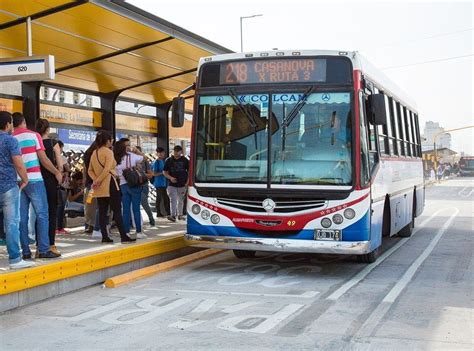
[240,14,262,52]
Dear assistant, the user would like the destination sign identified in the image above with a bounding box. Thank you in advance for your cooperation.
[219,58,326,85]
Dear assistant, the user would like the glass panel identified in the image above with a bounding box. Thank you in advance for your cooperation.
[389,97,399,155]
[397,104,405,156]
[359,92,370,185]
[383,95,393,155]
[403,108,412,156]
[195,94,269,183]
[271,92,352,185]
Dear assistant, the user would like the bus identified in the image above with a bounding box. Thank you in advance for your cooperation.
[459,156,474,176]
[172,50,425,263]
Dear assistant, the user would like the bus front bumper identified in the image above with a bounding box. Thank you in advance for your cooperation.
[185,234,371,255]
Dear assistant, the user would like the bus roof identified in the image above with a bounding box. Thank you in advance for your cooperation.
[198,50,417,112]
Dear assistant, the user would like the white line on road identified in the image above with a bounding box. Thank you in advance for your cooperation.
[457,186,473,198]
[326,207,449,301]
[146,288,320,299]
[354,207,459,338]
[383,207,459,303]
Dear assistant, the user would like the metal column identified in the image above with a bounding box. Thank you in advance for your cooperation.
[21,81,42,130]
[157,102,172,155]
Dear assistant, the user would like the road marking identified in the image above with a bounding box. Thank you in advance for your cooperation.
[146,288,320,299]
[53,296,145,321]
[326,207,448,301]
[383,207,459,303]
[457,186,473,198]
[354,207,459,338]
[217,304,305,334]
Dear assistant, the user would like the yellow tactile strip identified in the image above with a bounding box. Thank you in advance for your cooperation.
[1,236,186,295]
[104,249,223,288]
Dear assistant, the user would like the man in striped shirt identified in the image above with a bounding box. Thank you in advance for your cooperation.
[12,113,62,259]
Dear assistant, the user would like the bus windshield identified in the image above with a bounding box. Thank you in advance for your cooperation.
[195,91,352,185]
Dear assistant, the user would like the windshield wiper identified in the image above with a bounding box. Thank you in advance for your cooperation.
[228,89,259,148]
[282,87,315,128]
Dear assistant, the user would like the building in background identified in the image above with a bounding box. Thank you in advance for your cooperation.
[422,121,452,151]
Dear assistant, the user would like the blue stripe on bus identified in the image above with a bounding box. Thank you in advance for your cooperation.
[187,210,371,242]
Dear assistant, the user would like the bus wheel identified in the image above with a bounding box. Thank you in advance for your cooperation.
[233,250,256,259]
[357,249,378,263]
[398,219,414,237]
[399,194,416,238]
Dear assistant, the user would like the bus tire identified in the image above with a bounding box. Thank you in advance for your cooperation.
[399,192,416,238]
[357,249,378,263]
[233,250,256,259]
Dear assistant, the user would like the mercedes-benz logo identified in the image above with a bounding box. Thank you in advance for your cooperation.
[322,93,330,102]
[216,96,224,104]
[262,198,276,213]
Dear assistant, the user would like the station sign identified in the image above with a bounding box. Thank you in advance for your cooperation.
[116,113,158,134]
[0,55,55,82]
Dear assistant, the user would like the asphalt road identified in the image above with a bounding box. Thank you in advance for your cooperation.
[0,178,472,350]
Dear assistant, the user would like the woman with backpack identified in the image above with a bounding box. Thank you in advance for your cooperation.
[114,140,146,239]
[88,131,135,243]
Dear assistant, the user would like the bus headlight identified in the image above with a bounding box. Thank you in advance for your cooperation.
[332,214,343,225]
[210,214,220,224]
[321,218,332,228]
[201,210,210,220]
[344,208,356,220]
[191,204,201,215]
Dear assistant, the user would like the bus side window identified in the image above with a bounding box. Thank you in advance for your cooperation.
[387,96,398,156]
[395,102,405,156]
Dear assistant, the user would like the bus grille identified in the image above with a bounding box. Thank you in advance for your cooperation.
[216,196,327,213]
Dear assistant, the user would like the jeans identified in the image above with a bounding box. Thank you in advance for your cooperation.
[155,187,170,217]
[84,186,97,227]
[141,185,154,224]
[66,201,84,213]
[0,187,22,263]
[57,188,67,229]
[44,177,58,245]
[20,181,50,255]
[0,211,4,240]
[167,186,186,217]
[97,182,127,239]
[121,184,142,233]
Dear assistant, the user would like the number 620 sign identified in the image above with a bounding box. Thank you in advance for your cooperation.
[0,55,55,82]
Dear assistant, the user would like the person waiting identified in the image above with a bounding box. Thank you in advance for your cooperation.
[66,172,85,217]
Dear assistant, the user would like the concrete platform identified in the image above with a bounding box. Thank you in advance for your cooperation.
[0,217,194,312]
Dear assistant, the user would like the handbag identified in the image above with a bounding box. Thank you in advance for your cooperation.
[122,154,148,187]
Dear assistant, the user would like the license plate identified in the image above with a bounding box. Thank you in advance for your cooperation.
[314,229,341,241]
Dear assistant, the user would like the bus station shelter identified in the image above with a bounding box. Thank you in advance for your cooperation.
[0,0,231,311]
[0,0,231,150]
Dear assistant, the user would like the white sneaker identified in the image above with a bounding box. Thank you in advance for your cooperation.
[92,230,102,238]
[136,232,147,239]
[10,259,35,269]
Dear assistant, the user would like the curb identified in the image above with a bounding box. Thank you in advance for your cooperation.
[1,235,186,296]
[104,249,223,288]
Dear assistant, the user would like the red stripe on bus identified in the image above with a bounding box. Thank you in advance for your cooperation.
[353,70,362,190]
[188,192,369,231]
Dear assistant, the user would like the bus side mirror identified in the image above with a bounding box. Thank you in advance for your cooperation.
[368,94,387,125]
[171,97,185,128]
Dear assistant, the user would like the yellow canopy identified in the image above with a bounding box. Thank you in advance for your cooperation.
[0,0,231,109]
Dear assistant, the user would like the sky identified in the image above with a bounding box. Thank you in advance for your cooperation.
[130,0,473,154]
